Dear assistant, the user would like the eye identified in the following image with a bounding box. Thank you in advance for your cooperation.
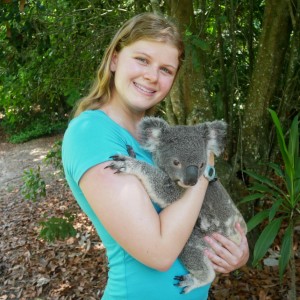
[173,160,180,166]
[160,66,172,75]
[199,162,204,168]
[135,57,148,64]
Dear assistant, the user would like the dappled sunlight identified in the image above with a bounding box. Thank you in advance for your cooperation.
[0,136,60,189]
[29,148,48,162]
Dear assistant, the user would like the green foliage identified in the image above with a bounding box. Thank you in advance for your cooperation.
[39,212,77,242]
[21,139,73,243]
[44,139,64,174]
[21,166,46,202]
[241,109,300,279]
[7,118,66,144]
[184,29,210,71]
[0,0,138,137]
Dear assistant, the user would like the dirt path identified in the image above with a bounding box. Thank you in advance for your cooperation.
[0,135,61,197]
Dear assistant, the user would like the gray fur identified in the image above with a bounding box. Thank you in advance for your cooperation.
[107,117,247,294]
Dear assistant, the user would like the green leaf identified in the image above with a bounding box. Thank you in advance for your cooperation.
[245,170,280,192]
[279,224,293,281]
[288,114,299,165]
[248,183,280,197]
[267,162,284,178]
[246,171,286,198]
[191,38,210,51]
[268,198,283,221]
[252,217,283,266]
[184,29,192,37]
[239,193,264,204]
[245,170,272,185]
[247,210,269,232]
[268,109,293,178]
[295,162,300,195]
[248,184,269,193]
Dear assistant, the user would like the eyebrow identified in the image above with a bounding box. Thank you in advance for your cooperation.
[134,51,178,70]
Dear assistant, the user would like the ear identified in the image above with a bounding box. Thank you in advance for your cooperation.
[202,120,227,157]
[110,51,118,72]
[138,117,169,152]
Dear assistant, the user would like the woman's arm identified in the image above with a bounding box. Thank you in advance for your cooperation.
[80,160,209,271]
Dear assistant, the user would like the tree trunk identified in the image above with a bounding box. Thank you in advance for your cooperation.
[279,0,300,122]
[247,0,255,76]
[241,0,292,169]
[168,0,194,124]
[166,0,213,124]
[150,0,161,14]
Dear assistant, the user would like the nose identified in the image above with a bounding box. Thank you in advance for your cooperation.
[144,66,158,82]
[185,165,199,186]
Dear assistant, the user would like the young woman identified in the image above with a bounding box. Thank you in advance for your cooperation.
[62,12,249,299]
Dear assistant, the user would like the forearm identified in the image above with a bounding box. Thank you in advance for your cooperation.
[149,176,209,270]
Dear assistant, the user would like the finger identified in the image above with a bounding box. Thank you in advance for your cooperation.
[204,236,236,261]
[237,224,250,250]
[208,152,214,165]
[235,223,250,262]
[205,234,247,269]
[211,262,231,274]
[235,222,247,240]
[204,249,232,273]
[235,222,245,234]
[209,233,242,257]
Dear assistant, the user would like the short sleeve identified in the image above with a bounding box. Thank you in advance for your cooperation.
[62,111,130,184]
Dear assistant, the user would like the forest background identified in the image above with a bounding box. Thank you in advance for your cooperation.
[0,0,299,299]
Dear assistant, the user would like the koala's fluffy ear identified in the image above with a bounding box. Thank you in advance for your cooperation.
[138,117,169,152]
[202,120,227,157]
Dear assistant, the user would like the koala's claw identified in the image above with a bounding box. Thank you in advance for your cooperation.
[174,274,195,294]
[105,154,131,174]
[105,163,123,174]
[174,275,186,294]
[174,275,184,283]
[109,155,126,161]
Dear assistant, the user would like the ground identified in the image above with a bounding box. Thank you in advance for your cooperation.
[0,135,299,299]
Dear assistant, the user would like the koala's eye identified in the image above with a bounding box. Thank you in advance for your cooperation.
[173,160,180,166]
[200,163,204,168]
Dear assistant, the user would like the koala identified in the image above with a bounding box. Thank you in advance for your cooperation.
[107,117,247,294]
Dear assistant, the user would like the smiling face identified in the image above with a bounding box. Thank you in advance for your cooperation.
[109,40,179,114]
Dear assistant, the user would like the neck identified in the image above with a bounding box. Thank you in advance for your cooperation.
[100,102,145,139]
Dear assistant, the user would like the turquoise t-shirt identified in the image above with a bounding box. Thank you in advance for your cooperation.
[62,110,211,299]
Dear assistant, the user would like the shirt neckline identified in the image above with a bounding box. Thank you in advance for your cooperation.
[93,109,140,143]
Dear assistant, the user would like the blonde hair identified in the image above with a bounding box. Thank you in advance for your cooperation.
[73,12,185,117]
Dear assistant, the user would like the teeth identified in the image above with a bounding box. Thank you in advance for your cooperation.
[134,82,155,93]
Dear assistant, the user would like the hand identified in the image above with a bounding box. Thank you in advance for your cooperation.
[207,152,215,166]
[204,223,249,273]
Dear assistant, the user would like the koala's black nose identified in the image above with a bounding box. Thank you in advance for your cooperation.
[185,165,199,186]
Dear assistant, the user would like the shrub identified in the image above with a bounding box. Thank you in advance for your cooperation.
[21,166,46,202]
[241,109,299,299]
[39,212,77,242]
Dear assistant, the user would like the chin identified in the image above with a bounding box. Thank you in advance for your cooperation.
[131,102,157,113]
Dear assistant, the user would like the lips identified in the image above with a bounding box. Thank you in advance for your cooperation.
[134,82,156,94]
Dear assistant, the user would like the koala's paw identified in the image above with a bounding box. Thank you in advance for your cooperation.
[174,274,199,294]
[105,155,135,174]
